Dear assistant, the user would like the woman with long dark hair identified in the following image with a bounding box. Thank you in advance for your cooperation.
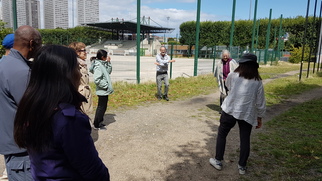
[209,53,266,175]
[89,49,114,130]
[14,45,110,180]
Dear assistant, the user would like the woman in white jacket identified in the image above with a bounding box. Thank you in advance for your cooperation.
[214,50,239,109]
[210,53,266,175]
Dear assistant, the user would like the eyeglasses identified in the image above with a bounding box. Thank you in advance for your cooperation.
[78,49,86,52]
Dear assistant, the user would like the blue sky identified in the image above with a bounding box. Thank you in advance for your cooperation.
[96,0,318,37]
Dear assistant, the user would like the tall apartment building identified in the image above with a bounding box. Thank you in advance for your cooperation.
[26,0,40,28]
[44,0,69,29]
[1,0,12,27]
[1,0,40,29]
[77,0,99,26]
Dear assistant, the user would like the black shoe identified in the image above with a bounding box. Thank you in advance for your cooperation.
[157,96,162,100]
[164,95,169,101]
[99,123,106,127]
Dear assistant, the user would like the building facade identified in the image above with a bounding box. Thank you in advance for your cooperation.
[44,0,69,29]
[25,0,40,29]
[77,0,99,26]
[1,0,40,29]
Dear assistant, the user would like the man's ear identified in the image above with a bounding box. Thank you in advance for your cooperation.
[29,40,34,51]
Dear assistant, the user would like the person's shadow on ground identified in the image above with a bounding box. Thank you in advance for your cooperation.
[206,104,221,113]
[91,113,116,142]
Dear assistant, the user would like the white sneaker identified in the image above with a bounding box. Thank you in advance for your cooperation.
[209,158,222,170]
[238,164,246,175]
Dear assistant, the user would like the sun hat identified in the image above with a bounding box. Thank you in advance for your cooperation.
[238,53,257,63]
[2,33,14,49]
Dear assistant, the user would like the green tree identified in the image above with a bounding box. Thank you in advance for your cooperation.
[289,44,310,63]
[179,16,319,52]
[179,21,196,56]
[0,20,13,58]
[39,26,112,46]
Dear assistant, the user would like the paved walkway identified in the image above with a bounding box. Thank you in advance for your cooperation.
[86,55,216,83]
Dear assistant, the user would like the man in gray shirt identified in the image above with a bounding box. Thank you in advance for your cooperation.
[0,25,42,180]
[154,46,175,101]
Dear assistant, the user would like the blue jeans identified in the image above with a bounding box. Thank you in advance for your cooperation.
[4,153,32,181]
[215,111,253,167]
[156,71,169,98]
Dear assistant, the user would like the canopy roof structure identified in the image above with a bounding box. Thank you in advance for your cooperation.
[82,21,174,34]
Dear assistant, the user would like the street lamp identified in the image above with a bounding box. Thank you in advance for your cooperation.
[166,16,170,43]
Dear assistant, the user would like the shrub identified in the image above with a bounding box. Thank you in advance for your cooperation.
[289,45,310,63]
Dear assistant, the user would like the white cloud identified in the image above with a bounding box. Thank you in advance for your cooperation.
[39,0,217,37]
[98,1,217,37]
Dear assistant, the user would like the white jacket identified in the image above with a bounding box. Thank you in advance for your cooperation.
[221,72,266,126]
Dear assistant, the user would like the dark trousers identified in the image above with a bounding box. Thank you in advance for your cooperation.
[94,95,109,128]
[215,111,253,167]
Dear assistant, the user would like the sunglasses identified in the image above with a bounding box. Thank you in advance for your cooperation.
[78,49,86,52]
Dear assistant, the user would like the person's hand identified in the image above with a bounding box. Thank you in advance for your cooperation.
[170,60,176,63]
[106,56,111,62]
[256,117,262,129]
[154,62,159,65]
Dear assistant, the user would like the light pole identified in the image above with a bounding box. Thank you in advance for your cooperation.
[249,0,252,20]
[166,16,170,44]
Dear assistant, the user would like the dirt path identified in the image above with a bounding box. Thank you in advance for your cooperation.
[91,71,322,181]
[1,71,321,181]
[91,87,322,181]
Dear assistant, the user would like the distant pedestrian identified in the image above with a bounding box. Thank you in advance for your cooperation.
[209,53,266,175]
[69,42,93,114]
[89,49,114,130]
[155,46,175,101]
[0,25,42,181]
[214,50,238,111]
[14,45,110,180]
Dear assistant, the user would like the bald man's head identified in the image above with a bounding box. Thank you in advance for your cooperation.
[14,25,42,59]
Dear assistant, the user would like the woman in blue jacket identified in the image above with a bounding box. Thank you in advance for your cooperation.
[90,49,114,130]
[14,45,110,181]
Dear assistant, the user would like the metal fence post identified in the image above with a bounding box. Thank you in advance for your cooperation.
[264,9,272,65]
[170,44,174,79]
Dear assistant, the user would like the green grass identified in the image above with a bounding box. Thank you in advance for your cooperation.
[264,72,322,105]
[259,61,303,79]
[90,62,319,110]
[90,61,315,110]
[91,74,216,110]
[245,98,322,181]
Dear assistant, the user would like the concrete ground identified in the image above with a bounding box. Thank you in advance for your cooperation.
[86,54,217,83]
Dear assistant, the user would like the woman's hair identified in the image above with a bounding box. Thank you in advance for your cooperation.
[234,61,262,80]
[90,56,96,62]
[220,49,231,59]
[14,45,84,152]
[96,49,108,60]
[68,42,86,52]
